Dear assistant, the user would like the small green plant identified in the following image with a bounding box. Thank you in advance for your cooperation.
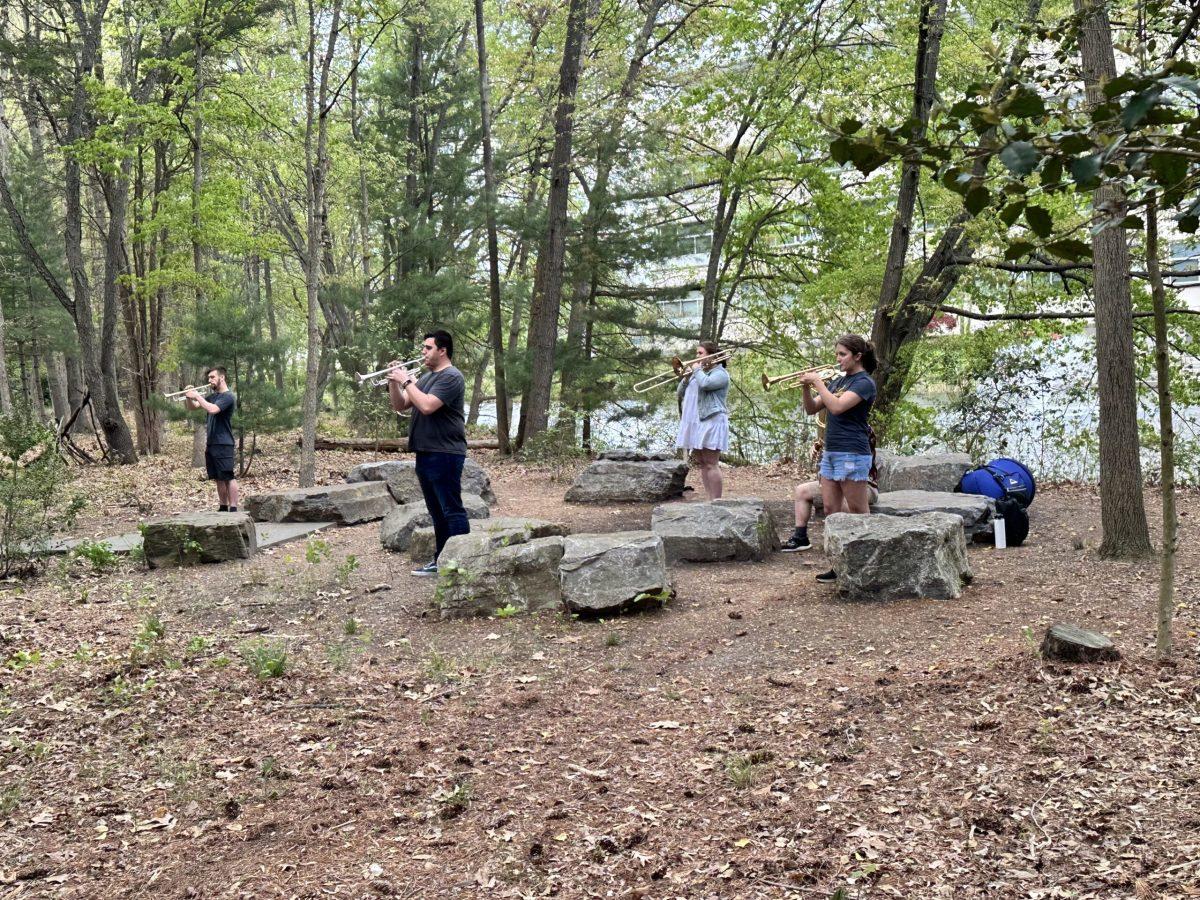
[0,784,21,816]
[604,632,622,648]
[343,617,360,636]
[494,604,521,619]
[305,538,329,564]
[1020,625,1042,658]
[210,655,232,669]
[259,756,287,780]
[241,640,288,679]
[724,750,773,789]
[72,539,119,572]
[436,781,472,819]
[5,649,42,670]
[422,650,456,683]
[335,554,359,584]
[73,643,95,663]
[185,636,210,655]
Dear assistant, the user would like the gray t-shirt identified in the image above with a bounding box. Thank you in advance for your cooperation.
[823,371,875,454]
[408,366,467,455]
[206,391,236,447]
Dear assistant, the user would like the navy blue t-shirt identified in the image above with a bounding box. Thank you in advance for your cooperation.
[823,371,875,454]
[206,391,236,447]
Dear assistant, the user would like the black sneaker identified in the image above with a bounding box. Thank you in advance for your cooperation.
[815,569,837,583]
[410,561,439,577]
[781,532,812,552]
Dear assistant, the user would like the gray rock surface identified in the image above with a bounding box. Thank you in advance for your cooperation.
[565,459,688,504]
[876,450,974,493]
[412,516,568,563]
[871,490,994,538]
[597,449,678,462]
[559,531,673,615]
[246,481,395,525]
[142,512,256,568]
[1041,624,1120,663]
[650,498,780,562]
[346,458,497,504]
[379,494,490,552]
[433,519,568,618]
[823,512,972,601]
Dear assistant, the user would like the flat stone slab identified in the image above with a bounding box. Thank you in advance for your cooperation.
[871,490,994,537]
[651,498,779,563]
[47,521,331,557]
[597,449,678,462]
[565,459,689,504]
[559,531,673,615]
[380,494,490,552]
[876,450,974,494]
[246,481,395,525]
[1041,624,1120,663]
[824,512,972,601]
[142,512,257,569]
[346,458,496,505]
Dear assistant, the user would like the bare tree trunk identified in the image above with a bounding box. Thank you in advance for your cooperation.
[263,257,285,391]
[190,18,208,468]
[517,0,589,448]
[45,351,70,424]
[475,0,510,453]
[0,291,11,414]
[1075,0,1152,559]
[467,348,490,426]
[1145,194,1176,658]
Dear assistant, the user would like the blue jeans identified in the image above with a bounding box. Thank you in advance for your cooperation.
[414,452,470,560]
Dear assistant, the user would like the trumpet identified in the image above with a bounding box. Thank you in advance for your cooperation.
[163,384,212,401]
[356,358,424,387]
[632,348,737,393]
[760,363,839,392]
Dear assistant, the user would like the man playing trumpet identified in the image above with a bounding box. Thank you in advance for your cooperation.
[184,367,238,512]
[387,330,470,577]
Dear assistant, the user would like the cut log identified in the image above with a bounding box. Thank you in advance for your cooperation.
[1041,624,1120,663]
[303,435,501,452]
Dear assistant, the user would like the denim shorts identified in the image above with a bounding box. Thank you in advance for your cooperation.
[819,451,873,482]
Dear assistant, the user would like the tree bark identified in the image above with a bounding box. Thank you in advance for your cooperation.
[1145,194,1176,658]
[1074,0,1153,559]
[475,0,511,453]
[45,351,70,424]
[0,287,11,414]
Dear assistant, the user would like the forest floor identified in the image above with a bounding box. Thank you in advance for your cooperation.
[2,430,1199,899]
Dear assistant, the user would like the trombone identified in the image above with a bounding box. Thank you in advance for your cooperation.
[761,363,839,392]
[632,348,737,394]
[356,358,424,387]
[163,384,212,402]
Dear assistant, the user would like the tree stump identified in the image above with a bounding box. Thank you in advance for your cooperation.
[1041,624,1120,663]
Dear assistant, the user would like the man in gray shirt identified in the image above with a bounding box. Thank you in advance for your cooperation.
[185,366,238,512]
[388,330,470,576]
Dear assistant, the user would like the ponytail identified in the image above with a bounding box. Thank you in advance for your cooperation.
[836,334,877,374]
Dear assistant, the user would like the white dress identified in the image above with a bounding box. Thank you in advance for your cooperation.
[675,376,730,452]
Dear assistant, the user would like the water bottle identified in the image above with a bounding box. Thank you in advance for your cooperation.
[994,517,1007,549]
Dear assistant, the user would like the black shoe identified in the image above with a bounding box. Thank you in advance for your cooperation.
[411,561,439,577]
[815,569,837,583]
[781,532,812,552]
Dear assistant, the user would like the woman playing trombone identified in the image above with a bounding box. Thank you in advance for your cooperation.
[675,340,730,500]
[798,334,877,583]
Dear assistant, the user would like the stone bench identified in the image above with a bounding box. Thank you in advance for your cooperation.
[870,490,994,539]
[380,494,491,552]
[565,458,688,504]
[559,532,673,615]
[650,497,779,563]
[245,482,395,525]
[876,450,973,493]
[142,512,256,568]
[823,512,972,601]
[346,459,496,505]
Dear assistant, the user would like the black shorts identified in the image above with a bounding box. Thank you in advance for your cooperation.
[205,447,236,481]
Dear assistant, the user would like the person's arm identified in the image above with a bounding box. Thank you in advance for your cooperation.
[394,368,457,416]
[807,378,864,416]
[801,383,825,415]
[387,364,413,413]
[186,389,223,415]
[691,367,729,392]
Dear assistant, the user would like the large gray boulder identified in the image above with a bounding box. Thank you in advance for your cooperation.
[433,518,570,619]
[346,458,496,505]
[142,512,256,568]
[412,516,568,563]
[379,494,490,552]
[823,512,972,601]
[559,532,673,615]
[246,481,394,525]
[650,498,779,563]
[876,450,973,494]
[597,449,678,462]
[871,490,994,538]
[565,459,688,504]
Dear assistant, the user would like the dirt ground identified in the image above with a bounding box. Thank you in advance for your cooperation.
[2,432,1199,899]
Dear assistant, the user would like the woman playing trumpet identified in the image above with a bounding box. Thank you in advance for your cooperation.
[675,340,730,500]
[797,334,877,582]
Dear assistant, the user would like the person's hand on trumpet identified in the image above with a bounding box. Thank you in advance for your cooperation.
[184,387,204,402]
[797,369,827,388]
[386,361,415,388]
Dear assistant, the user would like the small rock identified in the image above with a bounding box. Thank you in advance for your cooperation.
[1041,624,1120,663]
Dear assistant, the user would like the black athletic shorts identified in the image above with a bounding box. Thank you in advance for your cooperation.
[205,447,236,481]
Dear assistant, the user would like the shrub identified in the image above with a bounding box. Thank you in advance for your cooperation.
[0,414,83,576]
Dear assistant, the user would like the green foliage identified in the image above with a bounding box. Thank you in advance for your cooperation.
[493,604,521,619]
[72,539,119,572]
[0,415,83,576]
[241,640,288,679]
[305,538,329,565]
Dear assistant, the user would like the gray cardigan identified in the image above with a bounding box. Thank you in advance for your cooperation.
[677,365,730,421]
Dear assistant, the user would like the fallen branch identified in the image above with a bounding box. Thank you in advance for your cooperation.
[304,435,502,452]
